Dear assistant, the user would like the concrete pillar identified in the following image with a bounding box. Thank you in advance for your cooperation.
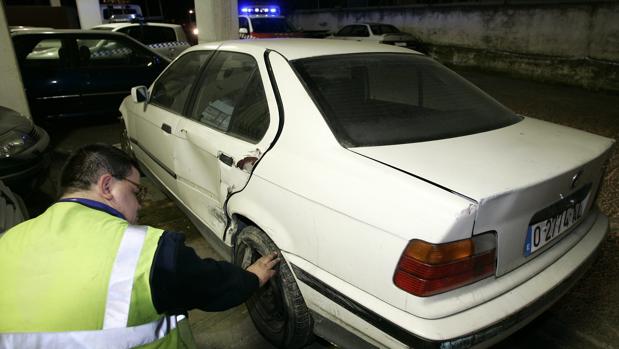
[195,0,238,43]
[76,0,102,29]
[0,1,31,119]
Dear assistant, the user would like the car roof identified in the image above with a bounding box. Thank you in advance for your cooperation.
[93,22,182,29]
[187,38,419,61]
[10,29,136,36]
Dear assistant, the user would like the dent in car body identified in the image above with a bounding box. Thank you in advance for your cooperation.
[236,148,262,172]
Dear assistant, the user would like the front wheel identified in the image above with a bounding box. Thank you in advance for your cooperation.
[233,226,314,349]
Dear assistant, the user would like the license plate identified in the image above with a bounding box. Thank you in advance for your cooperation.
[524,193,589,256]
[394,42,407,47]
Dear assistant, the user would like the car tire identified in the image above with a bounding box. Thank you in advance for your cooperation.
[233,226,314,349]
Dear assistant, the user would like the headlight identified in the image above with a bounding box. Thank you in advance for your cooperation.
[0,130,36,158]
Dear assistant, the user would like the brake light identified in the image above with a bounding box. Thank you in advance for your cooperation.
[393,233,496,297]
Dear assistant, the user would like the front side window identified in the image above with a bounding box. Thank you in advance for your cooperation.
[150,51,213,114]
[190,51,269,143]
[239,17,249,30]
[293,53,521,147]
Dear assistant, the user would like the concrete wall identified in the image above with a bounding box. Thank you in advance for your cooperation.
[290,2,619,92]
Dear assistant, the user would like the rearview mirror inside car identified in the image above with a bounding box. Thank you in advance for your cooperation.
[131,86,148,103]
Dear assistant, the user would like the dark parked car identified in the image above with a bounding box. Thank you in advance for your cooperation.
[0,106,50,196]
[11,30,169,121]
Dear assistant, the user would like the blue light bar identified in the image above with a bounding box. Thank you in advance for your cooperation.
[239,5,280,16]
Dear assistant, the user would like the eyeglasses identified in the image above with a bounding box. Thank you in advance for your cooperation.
[119,177,147,203]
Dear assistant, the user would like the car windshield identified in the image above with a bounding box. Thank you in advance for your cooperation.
[251,17,294,33]
[370,24,400,35]
[293,53,522,147]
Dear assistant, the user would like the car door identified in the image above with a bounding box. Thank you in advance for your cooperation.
[174,50,275,241]
[126,51,213,194]
[76,34,166,116]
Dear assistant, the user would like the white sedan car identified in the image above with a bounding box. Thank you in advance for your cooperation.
[120,39,613,349]
[329,23,426,53]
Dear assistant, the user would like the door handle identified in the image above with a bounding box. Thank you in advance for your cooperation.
[161,123,172,134]
[218,153,234,167]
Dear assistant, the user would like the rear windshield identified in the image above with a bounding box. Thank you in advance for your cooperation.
[292,54,521,147]
[251,17,294,33]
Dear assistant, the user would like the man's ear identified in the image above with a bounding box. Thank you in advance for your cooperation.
[98,173,115,200]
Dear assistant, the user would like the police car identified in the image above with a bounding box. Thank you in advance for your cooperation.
[238,5,303,39]
[93,22,191,60]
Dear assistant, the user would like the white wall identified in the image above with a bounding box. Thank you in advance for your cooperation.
[196,0,238,43]
[76,0,102,29]
[0,3,30,118]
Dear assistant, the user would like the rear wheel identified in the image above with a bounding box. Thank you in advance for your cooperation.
[233,226,314,349]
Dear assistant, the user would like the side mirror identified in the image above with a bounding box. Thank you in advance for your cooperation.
[131,86,148,103]
[239,28,248,35]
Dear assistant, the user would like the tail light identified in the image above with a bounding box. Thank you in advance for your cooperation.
[393,233,496,297]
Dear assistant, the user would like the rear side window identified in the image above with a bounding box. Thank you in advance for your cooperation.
[293,53,521,147]
[17,38,62,68]
[150,51,213,114]
[190,51,269,143]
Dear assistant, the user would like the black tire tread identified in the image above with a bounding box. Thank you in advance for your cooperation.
[234,226,314,349]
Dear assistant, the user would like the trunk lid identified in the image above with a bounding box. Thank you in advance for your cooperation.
[352,117,614,275]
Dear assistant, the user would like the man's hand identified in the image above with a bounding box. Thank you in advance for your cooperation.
[246,252,280,287]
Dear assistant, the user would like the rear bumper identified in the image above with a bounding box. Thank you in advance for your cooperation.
[291,209,608,349]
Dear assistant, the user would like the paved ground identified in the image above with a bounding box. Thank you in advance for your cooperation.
[26,68,618,349]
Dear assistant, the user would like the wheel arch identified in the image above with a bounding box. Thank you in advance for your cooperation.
[228,203,297,255]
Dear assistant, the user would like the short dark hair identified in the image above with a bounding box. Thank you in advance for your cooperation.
[60,143,138,194]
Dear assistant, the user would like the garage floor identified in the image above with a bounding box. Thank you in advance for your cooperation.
[25,68,618,349]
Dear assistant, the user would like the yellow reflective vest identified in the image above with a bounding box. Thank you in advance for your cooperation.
[0,201,194,349]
